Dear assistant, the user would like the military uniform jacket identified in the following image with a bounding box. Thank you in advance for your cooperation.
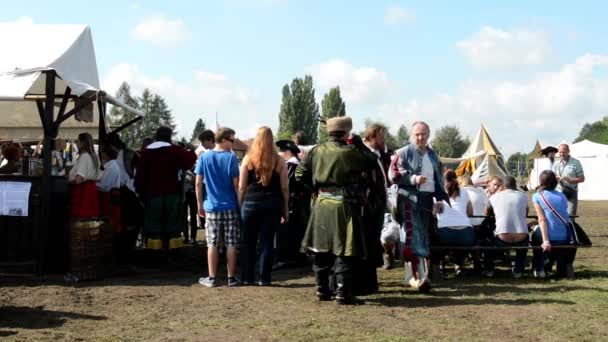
[295,137,377,257]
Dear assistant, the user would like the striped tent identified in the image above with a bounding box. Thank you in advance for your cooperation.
[455,125,508,182]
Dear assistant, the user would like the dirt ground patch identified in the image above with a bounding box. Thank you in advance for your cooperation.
[1,201,607,341]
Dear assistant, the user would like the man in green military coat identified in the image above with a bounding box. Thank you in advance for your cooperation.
[296,116,378,305]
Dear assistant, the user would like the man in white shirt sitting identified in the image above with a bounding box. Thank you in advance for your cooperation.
[483,176,529,278]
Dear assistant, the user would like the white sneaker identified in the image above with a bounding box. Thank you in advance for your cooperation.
[199,277,217,287]
[534,270,546,279]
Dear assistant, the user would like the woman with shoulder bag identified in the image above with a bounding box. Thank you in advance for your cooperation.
[531,170,576,279]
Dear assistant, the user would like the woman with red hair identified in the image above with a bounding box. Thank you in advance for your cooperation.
[238,126,289,286]
[0,143,21,174]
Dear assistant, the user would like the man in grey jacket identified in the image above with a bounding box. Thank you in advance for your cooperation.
[390,121,448,292]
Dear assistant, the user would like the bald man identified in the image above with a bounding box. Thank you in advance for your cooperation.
[390,121,449,292]
[552,143,585,218]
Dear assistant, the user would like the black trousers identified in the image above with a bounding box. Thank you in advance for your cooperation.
[313,253,354,297]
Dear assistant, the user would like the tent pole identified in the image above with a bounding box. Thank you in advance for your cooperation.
[38,70,56,274]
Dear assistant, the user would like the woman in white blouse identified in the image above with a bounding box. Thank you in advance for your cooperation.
[435,169,475,276]
[68,133,101,219]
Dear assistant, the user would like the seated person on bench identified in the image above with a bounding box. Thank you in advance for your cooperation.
[531,170,577,279]
[434,169,475,276]
[483,176,529,278]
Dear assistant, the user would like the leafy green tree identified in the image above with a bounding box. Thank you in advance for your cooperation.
[277,75,320,143]
[431,125,470,158]
[191,118,206,143]
[318,87,346,143]
[574,116,608,144]
[108,82,141,149]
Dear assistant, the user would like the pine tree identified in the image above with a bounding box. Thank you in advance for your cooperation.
[278,75,319,143]
[318,86,346,143]
[191,118,206,143]
[152,94,176,133]
[108,82,141,149]
[138,89,157,143]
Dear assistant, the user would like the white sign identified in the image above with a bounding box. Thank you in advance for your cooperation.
[0,181,32,216]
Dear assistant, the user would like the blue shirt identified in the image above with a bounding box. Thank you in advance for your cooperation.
[532,190,569,241]
[195,150,239,212]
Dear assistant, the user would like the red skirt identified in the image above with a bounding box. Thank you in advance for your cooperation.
[99,190,123,233]
[70,181,100,219]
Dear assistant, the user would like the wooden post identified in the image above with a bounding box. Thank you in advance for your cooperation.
[37,70,56,274]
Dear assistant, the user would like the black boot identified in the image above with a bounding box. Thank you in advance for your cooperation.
[335,272,364,305]
[315,274,332,301]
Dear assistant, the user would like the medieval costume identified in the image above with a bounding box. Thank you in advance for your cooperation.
[351,141,387,296]
[275,140,310,268]
[296,117,377,304]
[69,152,101,219]
[134,141,197,250]
[390,144,449,292]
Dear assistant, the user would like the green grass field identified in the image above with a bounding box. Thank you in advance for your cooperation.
[1,201,606,341]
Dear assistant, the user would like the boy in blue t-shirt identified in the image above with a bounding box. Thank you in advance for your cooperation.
[195,127,240,287]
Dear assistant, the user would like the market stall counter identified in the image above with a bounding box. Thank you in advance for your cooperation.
[0,174,69,275]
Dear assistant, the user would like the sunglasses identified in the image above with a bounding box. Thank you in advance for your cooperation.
[225,138,235,143]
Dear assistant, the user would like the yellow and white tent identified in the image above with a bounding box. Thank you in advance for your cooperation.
[452,125,508,182]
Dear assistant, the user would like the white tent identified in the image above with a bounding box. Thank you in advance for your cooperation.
[569,139,608,201]
[0,23,141,139]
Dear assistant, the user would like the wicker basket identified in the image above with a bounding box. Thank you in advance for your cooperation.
[68,218,114,282]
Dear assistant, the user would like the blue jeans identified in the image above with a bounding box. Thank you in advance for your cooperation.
[240,201,281,284]
[437,226,476,246]
[436,226,476,267]
[531,228,576,273]
[483,237,528,273]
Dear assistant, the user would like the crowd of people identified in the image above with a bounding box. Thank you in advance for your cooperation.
[1,117,585,305]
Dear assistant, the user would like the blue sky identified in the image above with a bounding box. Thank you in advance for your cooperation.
[2,1,608,156]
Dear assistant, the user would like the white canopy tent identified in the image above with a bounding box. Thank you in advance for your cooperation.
[0,23,142,139]
[569,139,608,201]
[0,22,142,273]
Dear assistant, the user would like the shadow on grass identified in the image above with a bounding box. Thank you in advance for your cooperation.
[380,279,608,298]
[0,306,106,330]
[366,295,576,308]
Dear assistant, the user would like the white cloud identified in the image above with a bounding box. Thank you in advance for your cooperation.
[376,54,608,156]
[308,59,390,104]
[102,64,267,139]
[384,5,415,25]
[9,16,34,25]
[129,15,191,47]
[457,26,551,69]
[195,70,228,84]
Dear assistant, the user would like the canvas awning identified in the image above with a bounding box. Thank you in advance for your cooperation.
[0,23,143,139]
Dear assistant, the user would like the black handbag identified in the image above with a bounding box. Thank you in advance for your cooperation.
[539,191,591,246]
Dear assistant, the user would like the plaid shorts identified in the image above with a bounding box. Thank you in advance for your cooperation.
[205,210,240,247]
